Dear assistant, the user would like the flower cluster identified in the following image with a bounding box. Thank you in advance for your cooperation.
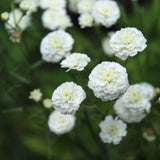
[40,0,72,30]
[77,0,120,29]
[114,82,154,123]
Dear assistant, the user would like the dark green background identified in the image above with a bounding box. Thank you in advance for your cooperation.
[0,0,160,159]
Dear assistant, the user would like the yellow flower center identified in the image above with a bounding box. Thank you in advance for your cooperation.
[103,71,114,83]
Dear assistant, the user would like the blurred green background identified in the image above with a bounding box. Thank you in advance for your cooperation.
[0,0,160,159]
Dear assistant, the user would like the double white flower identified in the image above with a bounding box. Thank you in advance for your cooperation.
[114,83,154,123]
[88,61,129,101]
[52,82,86,114]
[48,111,75,135]
[92,0,120,28]
[110,27,147,60]
[40,30,74,63]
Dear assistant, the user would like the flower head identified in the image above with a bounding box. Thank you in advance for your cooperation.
[40,30,74,63]
[110,27,147,60]
[88,61,129,101]
[92,0,120,27]
[114,98,147,123]
[29,89,43,102]
[52,82,86,114]
[77,0,95,14]
[48,111,75,135]
[42,9,72,30]
[40,0,66,10]
[60,53,91,71]
[78,13,93,28]
[99,116,127,145]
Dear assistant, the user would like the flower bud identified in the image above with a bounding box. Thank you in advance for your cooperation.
[19,1,30,12]
[1,12,9,21]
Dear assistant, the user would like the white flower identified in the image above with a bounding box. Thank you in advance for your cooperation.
[78,13,93,28]
[29,89,42,102]
[42,9,72,30]
[88,61,129,101]
[114,98,147,123]
[99,116,127,145]
[110,27,147,60]
[68,0,80,13]
[60,53,91,71]
[102,32,115,57]
[43,98,52,108]
[77,0,95,14]
[20,0,40,12]
[52,82,86,114]
[122,84,151,112]
[92,0,120,27]
[5,9,31,33]
[19,1,31,11]
[143,128,156,142]
[48,111,75,135]
[40,0,66,10]
[140,82,154,100]
[1,12,9,21]
[40,30,74,63]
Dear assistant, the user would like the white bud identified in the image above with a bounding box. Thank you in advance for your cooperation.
[19,1,30,11]
[1,12,9,21]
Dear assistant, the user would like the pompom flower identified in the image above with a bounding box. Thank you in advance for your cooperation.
[29,89,43,102]
[88,61,129,101]
[114,98,147,123]
[77,0,95,14]
[92,0,120,27]
[60,53,91,71]
[40,30,74,63]
[20,0,40,12]
[52,82,86,114]
[99,116,127,145]
[48,111,75,135]
[122,84,151,112]
[110,27,147,60]
[114,82,153,123]
[42,9,72,30]
[78,13,94,28]
[40,0,66,10]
